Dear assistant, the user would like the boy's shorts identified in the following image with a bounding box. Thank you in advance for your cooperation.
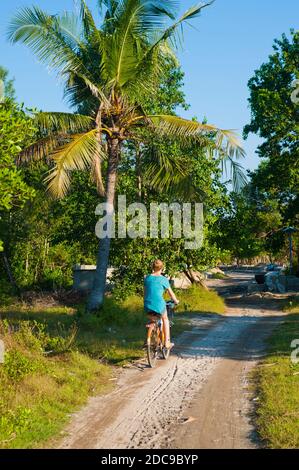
[146,310,167,317]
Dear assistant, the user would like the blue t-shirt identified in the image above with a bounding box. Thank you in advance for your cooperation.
[144,274,170,314]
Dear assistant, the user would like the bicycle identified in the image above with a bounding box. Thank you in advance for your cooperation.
[145,300,176,368]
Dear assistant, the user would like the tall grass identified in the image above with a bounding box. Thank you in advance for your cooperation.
[255,299,299,448]
[176,285,225,315]
[0,319,111,448]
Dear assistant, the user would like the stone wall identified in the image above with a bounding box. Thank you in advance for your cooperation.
[73,265,115,292]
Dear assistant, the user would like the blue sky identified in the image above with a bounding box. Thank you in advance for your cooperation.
[0,0,298,172]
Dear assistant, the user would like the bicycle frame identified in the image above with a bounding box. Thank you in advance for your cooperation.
[146,315,164,347]
[145,302,176,367]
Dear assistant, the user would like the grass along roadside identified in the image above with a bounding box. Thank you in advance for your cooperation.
[255,297,299,448]
[210,272,230,280]
[176,285,225,315]
[0,318,112,449]
[0,285,224,448]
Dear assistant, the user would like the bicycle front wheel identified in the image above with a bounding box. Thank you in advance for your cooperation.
[162,346,170,360]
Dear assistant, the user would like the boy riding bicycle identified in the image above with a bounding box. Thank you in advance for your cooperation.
[144,259,179,349]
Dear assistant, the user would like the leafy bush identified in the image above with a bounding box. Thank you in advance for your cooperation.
[11,241,80,290]
[3,350,41,381]
[0,405,32,444]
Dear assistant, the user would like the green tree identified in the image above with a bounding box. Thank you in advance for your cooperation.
[5,59,188,291]
[244,31,299,225]
[9,0,244,310]
[244,30,299,266]
[0,100,36,253]
[213,187,283,262]
[110,145,229,297]
[0,81,36,290]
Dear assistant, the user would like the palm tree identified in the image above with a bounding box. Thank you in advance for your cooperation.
[8,0,245,310]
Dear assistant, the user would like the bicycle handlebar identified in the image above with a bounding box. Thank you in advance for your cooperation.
[166,300,179,307]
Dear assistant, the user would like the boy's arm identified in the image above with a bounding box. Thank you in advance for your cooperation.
[166,287,179,304]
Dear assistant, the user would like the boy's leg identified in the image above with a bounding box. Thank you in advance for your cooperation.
[161,312,171,347]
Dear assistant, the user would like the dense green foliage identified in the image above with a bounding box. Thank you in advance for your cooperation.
[1,19,297,292]
[1,60,231,294]
[0,98,36,253]
[244,31,298,208]
[215,31,298,264]
[5,0,245,311]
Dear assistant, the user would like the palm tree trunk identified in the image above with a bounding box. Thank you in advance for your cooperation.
[183,268,208,290]
[87,137,120,311]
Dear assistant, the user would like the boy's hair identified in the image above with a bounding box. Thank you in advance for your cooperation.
[152,259,164,272]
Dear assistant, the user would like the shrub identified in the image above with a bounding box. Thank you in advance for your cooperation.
[3,350,41,381]
[0,406,32,443]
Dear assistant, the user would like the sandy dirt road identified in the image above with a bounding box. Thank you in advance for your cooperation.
[59,271,286,449]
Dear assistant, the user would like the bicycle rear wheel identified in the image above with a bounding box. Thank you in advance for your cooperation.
[147,328,159,368]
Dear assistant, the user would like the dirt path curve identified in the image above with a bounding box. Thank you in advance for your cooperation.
[59,271,285,449]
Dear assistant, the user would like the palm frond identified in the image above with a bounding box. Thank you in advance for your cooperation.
[65,70,110,107]
[149,1,179,21]
[110,1,199,96]
[64,73,100,114]
[103,0,181,89]
[150,114,245,159]
[78,0,103,44]
[122,46,165,102]
[145,157,205,199]
[113,2,213,103]
[16,134,68,165]
[103,0,144,87]
[8,6,93,80]
[91,153,106,196]
[147,2,214,52]
[150,114,247,192]
[98,0,120,33]
[110,0,180,34]
[150,114,218,140]
[214,128,246,160]
[44,129,103,198]
[143,145,191,195]
[54,11,83,49]
[34,112,94,134]
[221,156,248,193]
